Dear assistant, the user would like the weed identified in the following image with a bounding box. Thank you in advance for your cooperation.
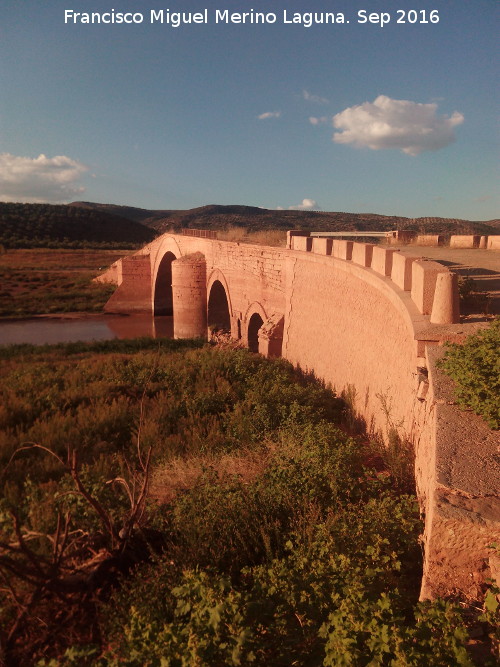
[438,318,500,429]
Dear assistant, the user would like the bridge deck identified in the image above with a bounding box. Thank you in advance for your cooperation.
[391,246,500,316]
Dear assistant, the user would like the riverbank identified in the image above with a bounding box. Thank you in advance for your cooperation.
[0,248,134,318]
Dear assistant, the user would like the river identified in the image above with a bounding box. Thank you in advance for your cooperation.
[0,314,174,346]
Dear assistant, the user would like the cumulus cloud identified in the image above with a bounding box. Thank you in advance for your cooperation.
[257,111,281,120]
[277,198,321,211]
[0,153,88,203]
[303,90,329,104]
[332,95,464,155]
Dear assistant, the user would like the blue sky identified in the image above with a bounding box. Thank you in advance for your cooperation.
[1,0,498,219]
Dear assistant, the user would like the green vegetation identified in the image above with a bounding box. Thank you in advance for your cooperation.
[457,276,492,316]
[0,340,496,665]
[0,249,128,317]
[0,202,157,248]
[438,318,500,429]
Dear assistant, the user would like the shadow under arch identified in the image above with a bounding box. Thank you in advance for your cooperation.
[207,280,231,332]
[247,312,264,353]
[154,251,176,315]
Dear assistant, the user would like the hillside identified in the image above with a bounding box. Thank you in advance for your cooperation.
[0,202,158,248]
[1,201,497,249]
[70,201,499,237]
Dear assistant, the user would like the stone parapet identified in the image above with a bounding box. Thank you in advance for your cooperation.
[312,237,333,255]
[430,272,460,324]
[332,239,353,260]
[371,246,396,277]
[351,242,374,267]
[450,235,480,248]
[411,260,448,316]
[286,230,310,249]
[291,235,313,252]
[416,234,444,247]
[392,253,418,291]
[292,236,460,327]
[487,235,500,250]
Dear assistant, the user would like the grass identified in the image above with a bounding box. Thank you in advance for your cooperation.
[0,248,132,317]
[0,340,496,665]
[217,226,287,246]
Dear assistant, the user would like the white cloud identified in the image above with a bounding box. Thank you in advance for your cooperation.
[0,153,88,203]
[309,116,329,126]
[257,111,281,120]
[278,198,321,211]
[303,90,329,104]
[332,95,464,155]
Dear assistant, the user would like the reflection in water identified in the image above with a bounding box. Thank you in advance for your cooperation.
[0,315,174,346]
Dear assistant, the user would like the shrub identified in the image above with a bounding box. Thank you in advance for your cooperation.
[1,341,488,664]
[438,318,500,428]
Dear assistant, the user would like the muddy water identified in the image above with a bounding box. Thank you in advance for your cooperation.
[0,314,174,346]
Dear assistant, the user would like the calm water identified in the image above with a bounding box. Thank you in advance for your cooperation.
[0,314,174,346]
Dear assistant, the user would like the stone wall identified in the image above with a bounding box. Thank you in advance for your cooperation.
[103,255,152,312]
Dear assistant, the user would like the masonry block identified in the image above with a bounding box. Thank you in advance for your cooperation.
[104,255,152,312]
[332,240,353,260]
[391,253,418,291]
[287,230,310,249]
[292,235,313,252]
[450,235,480,249]
[416,235,444,247]
[430,272,460,324]
[479,236,488,249]
[411,260,448,315]
[172,253,207,339]
[351,243,374,267]
[487,235,500,250]
[371,247,396,276]
[312,237,333,255]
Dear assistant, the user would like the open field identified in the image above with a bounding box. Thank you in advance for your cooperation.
[0,249,132,318]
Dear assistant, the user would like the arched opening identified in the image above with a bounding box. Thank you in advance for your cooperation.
[248,313,264,353]
[207,280,231,332]
[154,252,176,315]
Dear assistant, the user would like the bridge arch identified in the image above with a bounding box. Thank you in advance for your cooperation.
[244,302,268,353]
[151,236,182,316]
[153,251,176,315]
[248,313,264,353]
[207,272,232,333]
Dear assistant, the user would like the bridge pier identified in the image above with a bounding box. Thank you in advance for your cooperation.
[172,253,207,339]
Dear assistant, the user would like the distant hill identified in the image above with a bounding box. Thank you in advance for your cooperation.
[0,202,158,249]
[70,201,499,237]
[1,201,497,249]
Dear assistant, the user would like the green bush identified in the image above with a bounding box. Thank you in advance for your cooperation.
[438,318,500,429]
[2,341,490,665]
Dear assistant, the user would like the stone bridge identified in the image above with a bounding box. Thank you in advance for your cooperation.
[98,230,500,601]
